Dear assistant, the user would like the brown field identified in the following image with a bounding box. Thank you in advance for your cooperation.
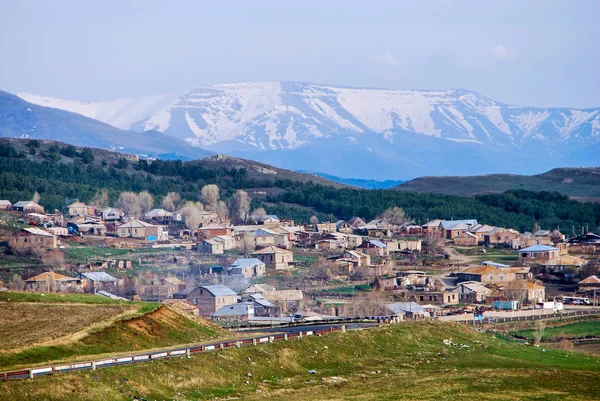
[0,302,134,351]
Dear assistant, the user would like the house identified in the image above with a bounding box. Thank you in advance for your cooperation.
[211,302,255,323]
[144,208,175,224]
[261,215,280,224]
[336,220,354,234]
[25,272,82,292]
[46,227,68,236]
[348,217,366,228]
[341,250,371,267]
[357,239,389,256]
[252,246,294,269]
[412,291,459,306]
[118,219,168,241]
[10,227,57,249]
[242,285,303,313]
[68,221,106,236]
[578,275,600,292]
[439,221,471,239]
[484,228,520,247]
[422,219,443,235]
[314,222,337,233]
[397,240,422,252]
[242,293,277,316]
[517,245,560,264]
[197,223,232,239]
[254,228,277,247]
[101,207,123,222]
[469,224,496,244]
[79,272,118,293]
[453,231,478,246]
[456,265,531,284]
[230,258,266,278]
[197,239,224,255]
[453,281,491,303]
[0,200,12,210]
[356,220,391,238]
[187,285,238,317]
[67,201,94,217]
[396,270,431,289]
[314,239,342,251]
[13,201,44,213]
[212,235,237,250]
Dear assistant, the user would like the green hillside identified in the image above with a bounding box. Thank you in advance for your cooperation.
[1,138,599,231]
[2,321,600,400]
[393,167,600,199]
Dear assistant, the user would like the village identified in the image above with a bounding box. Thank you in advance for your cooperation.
[1,193,599,326]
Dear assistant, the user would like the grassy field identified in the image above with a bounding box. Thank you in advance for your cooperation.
[513,320,600,341]
[0,291,131,305]
[311,284,372,295]
[0,305,225,371]
[0,302,136,351]
[1,321,600,400]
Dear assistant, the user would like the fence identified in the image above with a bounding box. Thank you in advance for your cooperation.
[459,309,600,325]
[0,316,402,382]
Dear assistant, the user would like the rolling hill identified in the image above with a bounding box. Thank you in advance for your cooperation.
[393,167,600,199]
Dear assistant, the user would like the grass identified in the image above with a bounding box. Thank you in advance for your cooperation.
[311,284,372,295]
[513,320,600,341]
[2,321,600,400]
[0,305,225,370]
[0,291,130,305]
[0,302,135,351]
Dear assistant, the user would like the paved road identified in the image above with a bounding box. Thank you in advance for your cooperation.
[241,322,377,334]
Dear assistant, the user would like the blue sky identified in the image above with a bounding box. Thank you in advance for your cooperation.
[1,0,598,108]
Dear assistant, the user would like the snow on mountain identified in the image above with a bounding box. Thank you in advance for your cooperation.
[16,82,600,179]
[17,92,179,130]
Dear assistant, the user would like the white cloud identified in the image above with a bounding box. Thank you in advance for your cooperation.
[371,52,402,67]
[487,44,516,62]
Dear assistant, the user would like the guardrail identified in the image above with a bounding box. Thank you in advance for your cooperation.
[231,315,398,330]
[0,316,402,382]
[461,309,600,325]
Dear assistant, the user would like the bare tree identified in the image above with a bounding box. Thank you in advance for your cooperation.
[240,232,255,256]
[201,184,220,211]
[503,281,528,305]
[116,191,141,217]
[11,274,25,291]
[216,200,230,221]
[230,190,250,224]
[423,233,444,256]
[137,191,154,215]
[89,189,109,208]
[250,207,267,224]
[32,191,41,204]
[181,202,203,233]
[161,192,182,212]
[310,215,319,224]
[381,207,409,226]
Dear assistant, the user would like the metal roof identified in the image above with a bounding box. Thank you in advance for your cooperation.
[231,258,265,268]
[212,302,254,317]
[200,284,237,296]
[80,272,118,282]
[519,244,558,252]
[440,220,478,230]
[22,227,54,237]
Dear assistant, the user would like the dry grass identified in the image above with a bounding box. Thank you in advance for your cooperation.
[0,302,133,351]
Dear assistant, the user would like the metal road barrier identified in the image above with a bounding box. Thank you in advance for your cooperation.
[459,309,600,325]
[0,315,402,382]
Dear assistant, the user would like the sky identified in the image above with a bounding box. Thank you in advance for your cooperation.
[1,0,599,108]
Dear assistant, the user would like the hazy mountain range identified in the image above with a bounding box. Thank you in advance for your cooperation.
[10,81,600,179]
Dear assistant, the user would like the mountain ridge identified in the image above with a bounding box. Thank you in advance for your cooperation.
[12,81,600,179]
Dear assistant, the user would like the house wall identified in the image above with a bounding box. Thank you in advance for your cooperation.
[187,288,238,317]
[11,232,57,249]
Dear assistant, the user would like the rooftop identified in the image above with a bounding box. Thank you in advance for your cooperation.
[519,244,559,252]
[200,284,237,297]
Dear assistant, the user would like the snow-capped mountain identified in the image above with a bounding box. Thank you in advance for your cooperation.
[16,82,600,179]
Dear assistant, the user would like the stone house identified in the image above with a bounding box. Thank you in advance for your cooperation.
[517,244,560,264]
[197,223,232,240]
[118,219,168,241]
[484,228,520,247]
[229,258,266,278]
[12,201,44,214]
[456,265,531,285]
[452,281,491,303]
[25,272,82,292]
[197,239,224,255]
[79,272,118,293]
[67,201,95,217]
[453,232,478,246]
[252,246,294,269]
[212,235,237,250]
[0,200,12,210]
[357,239,389,256]
[187,285,238,317]
[11,227,57,249]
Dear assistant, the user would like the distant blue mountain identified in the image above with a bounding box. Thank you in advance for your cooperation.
[0,90,212,160]
[14,82,600,178]
[298,171,403,189]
